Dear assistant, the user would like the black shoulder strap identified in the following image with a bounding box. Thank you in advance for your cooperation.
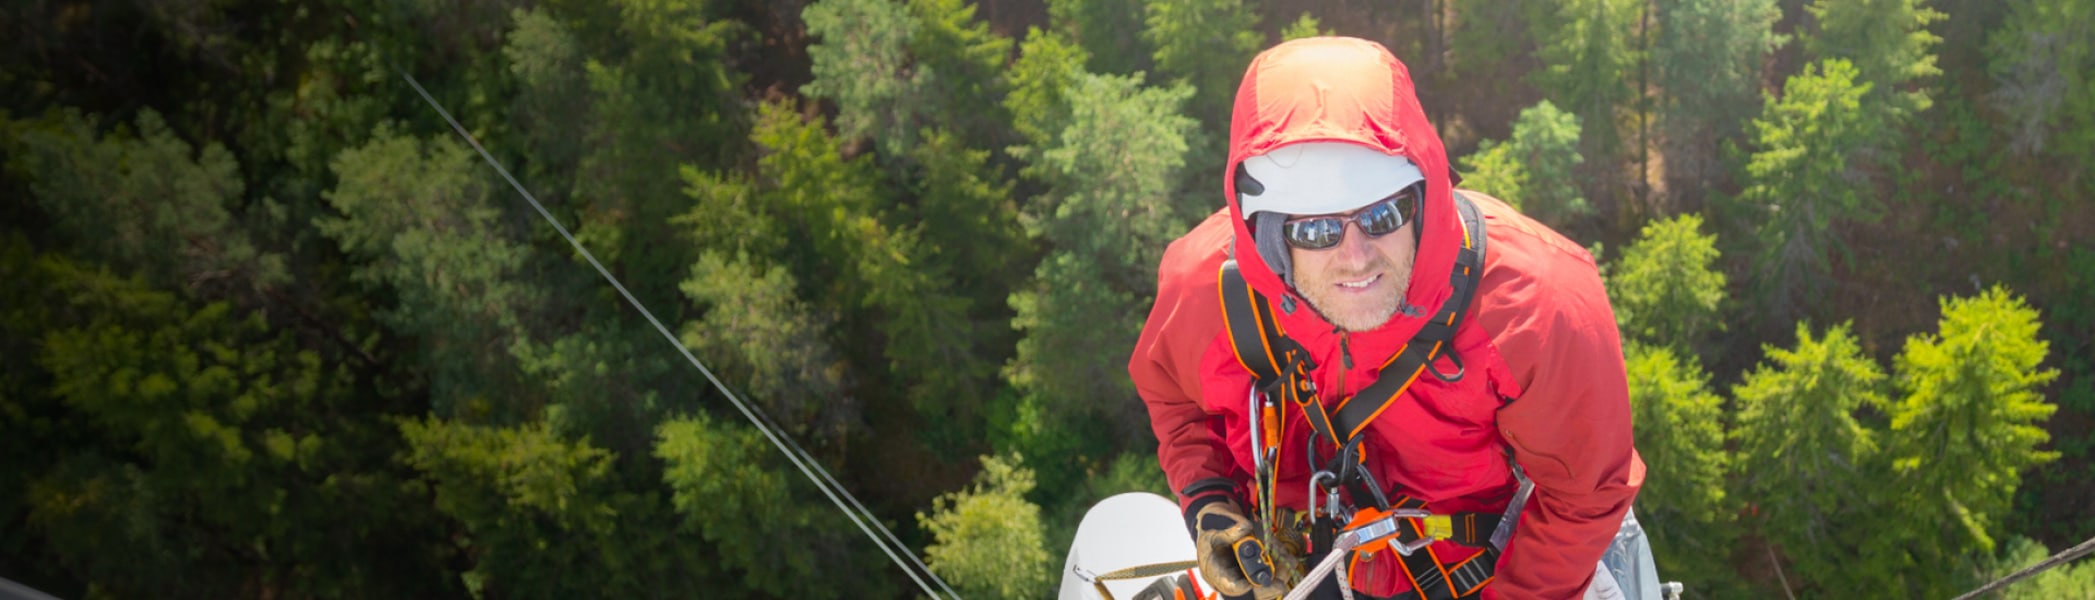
[1217,192,1490,446]
[1331,192,1489,440]
[1218,261,1289,388]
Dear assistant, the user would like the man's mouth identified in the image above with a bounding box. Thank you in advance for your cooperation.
[1337,273,1381,289]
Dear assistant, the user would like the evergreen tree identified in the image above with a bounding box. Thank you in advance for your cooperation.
[1046,0,1152,76]
[656,413,897,599]
[558,0,749,313]
[1142,0,1262,133]
[1734,60,1882,319]
[6,109,286,295]
[1526,0,1641,166]
[1280,13,1334,41]
[1988,0,2095,161]
[802,0,925,158]
[1608,213,1727,352]
[678,251,853,440]
[15,249,443,597]
[761,100,988,445]
[1877,287,2060,596]
[900,128,1032,389]
[905,0,1020,151]
[1982,537,2095,599]
[1652,0,1784,203]
[1730,322,1887,597]
[1623,343,1741,598]
[1007,72,1196,491]
[1450,0,1536,87]
[1459,100,1590,226]
[1005,28,1097,152]
[505,8,591,189]
[919,453,1054,599]
[1804,0,1945,121]
[803,0,1015,159]
[318,131,542,417]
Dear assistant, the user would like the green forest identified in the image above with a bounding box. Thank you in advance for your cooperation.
[2,0,2092,597]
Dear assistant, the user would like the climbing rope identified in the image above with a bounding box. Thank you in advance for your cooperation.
[400,71,959,599]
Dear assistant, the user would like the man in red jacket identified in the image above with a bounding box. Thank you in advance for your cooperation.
[1129,37,1646,599]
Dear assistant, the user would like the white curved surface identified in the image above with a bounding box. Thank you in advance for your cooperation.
[1058,492,1202,600]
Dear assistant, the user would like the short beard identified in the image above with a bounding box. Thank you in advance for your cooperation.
[1296,258,1413,332]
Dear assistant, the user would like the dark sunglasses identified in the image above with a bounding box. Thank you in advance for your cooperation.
[1280,186,1419,250]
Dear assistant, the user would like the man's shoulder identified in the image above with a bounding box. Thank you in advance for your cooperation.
[1132,208,1238,398]
[1462,189,1614,340]
[1156,208,1237,290]
[1460,190,1597,268]
[1457,191,1623,398]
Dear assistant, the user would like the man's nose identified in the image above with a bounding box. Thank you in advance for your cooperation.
[1332,221,1376,266]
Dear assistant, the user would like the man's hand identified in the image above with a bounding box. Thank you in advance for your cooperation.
[1191,498,1285,600]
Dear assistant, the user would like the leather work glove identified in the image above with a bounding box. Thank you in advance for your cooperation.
[1190,497,1286,600]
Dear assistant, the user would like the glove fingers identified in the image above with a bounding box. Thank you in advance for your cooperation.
[1197,547,1253,597]
[1192,500,1260,598]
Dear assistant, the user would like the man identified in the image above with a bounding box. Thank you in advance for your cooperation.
[1130,37,1645,599]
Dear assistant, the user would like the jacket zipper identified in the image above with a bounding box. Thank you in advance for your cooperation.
[1338,332,1353,401]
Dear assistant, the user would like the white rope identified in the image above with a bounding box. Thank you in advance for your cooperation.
[399,71,959,599]
[1284,547,1351,600]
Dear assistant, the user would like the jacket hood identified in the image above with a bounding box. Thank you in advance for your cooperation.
[1223,37,1461,346]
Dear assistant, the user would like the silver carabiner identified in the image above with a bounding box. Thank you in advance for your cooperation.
[1339,509,1436,556]
[1307,471,1338,520]
[1248,386,1266,473]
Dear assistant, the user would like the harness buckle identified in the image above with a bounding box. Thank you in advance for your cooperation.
[1343,508,1435,556]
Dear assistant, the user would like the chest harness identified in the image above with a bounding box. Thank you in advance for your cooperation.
[1193,193,1533,600]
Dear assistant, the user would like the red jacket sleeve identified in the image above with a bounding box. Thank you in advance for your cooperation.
[1130,211,1241,510]
[1472,197,1646,599]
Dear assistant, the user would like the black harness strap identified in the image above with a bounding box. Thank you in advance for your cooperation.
[1220,263,1336,442]
[1330,193,1489,442]
[1219,263,1291,386]
[1386,496,1502,600]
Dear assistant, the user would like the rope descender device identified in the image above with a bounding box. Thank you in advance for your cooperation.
[1282,508,1416,600]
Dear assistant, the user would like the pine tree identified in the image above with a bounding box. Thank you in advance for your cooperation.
[1734,60,1882,319]
[919,453,1054,599]
[1623,343,1741,597]
[1007,71,1196,491]
[1876,287,2060,596]
[1988,0,2095,161]
[1608,213,1726,352]
[1730,322,1887,596]
[1652,0,1784,202]
[318,131,542,417]
[1804,0,1944,121]
[1459,100,1591,226]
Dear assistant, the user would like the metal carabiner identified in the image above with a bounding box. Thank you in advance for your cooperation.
[1343,508,1436,556]
[1307,471,1338,521]
[1249,386,1266,474]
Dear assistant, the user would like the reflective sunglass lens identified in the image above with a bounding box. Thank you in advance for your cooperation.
[1277,191,1415,250]
[1361,202,1401,236]
[1285,219,1342,250]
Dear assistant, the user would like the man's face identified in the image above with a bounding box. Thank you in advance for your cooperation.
[1290,217,1417,332]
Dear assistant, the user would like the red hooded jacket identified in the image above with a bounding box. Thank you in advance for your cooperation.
[1129,38,1644,599]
